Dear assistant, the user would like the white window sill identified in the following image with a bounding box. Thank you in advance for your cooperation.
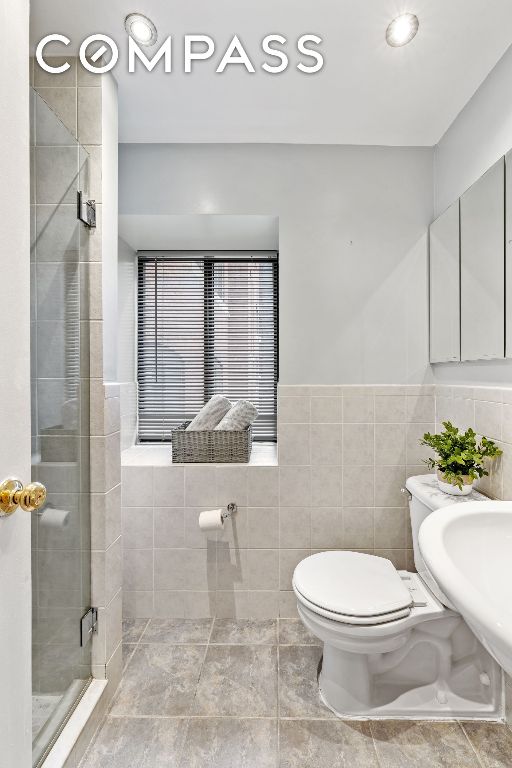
[121,442,278,467]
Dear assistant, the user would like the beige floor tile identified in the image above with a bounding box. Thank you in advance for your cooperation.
[279,719,378,767]
[210,619,277,645]
[278,646,334,719]
[142,618,212,644]
[462,722,512,768]
[370,720,481,767]
[110,644,206,717]
[194,645,278,717]
[180,718,278,767]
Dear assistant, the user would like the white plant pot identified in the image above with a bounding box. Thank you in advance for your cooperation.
[436,471,474,496]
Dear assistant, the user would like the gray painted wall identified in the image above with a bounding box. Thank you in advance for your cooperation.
[119,143,434,385]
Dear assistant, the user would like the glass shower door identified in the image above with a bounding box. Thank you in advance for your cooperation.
[30,89,92,768]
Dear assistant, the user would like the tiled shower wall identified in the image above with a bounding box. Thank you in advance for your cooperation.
[121,384,437,619]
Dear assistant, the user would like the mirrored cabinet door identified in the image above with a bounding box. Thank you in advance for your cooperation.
[460,157,505,361]
[429,200,460,362]
[506,151,512,358]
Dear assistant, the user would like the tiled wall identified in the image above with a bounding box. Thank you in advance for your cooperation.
[121,384,436,619]
[118,237,138,450]
[435,385,512,501]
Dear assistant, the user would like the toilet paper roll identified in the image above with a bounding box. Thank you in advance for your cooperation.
[40,507,70,530]
[198,508,224,532]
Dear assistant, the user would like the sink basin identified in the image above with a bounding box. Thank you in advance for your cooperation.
[419,500,512,677]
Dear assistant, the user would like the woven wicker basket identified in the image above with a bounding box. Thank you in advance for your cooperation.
[171,421,252,463]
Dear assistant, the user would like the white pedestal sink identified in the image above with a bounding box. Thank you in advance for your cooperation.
[419,501,512,678]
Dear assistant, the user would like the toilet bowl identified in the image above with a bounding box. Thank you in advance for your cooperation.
[292,475,503,720]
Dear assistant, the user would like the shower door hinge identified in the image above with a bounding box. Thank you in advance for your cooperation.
[77,191,97,228]
[80,607,98,647]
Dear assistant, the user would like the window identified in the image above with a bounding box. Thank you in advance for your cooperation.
[137,252,279,442]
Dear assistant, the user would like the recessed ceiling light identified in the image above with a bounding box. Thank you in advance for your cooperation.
[386,13,419,47]
[124,13,158,47]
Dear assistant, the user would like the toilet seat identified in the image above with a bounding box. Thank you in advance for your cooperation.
[293,551,413,626]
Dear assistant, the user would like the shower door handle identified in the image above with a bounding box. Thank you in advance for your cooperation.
[0,478,47,517]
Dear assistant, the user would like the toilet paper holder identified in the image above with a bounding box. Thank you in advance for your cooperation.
[222,502,237,521]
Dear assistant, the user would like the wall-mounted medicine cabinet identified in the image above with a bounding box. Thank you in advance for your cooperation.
[429,156,506,363]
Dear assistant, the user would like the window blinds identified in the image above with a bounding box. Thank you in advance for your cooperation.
[137,252,278,442]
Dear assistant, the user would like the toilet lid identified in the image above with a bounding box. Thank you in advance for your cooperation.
[293,551,412,618]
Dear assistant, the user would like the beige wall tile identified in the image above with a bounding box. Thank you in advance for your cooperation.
[153,591,185,619]
[279,507,310,549]
[374,466,407,507]
[278,423,310,465]
[246,550,279,590]
[343,396,375,423]
[123,549,152,591]
[311,507,343,549]
[374,508,406,548]
[311,466,342,506]
[34,57,77,87]
[122,590,154,619]
[247,507,279,548]
[184,466,216,507]
[279,549,310,590]
[343,466,374,506]
[279,467,311,507]
[279,591,299,618]
[216,466,248,507]
[122,506,153,549]
[154,507,185,549]
[247,467,279,507]
[311,396,342,423]
[375,396,407,424]
[502,404,512,444]
[78,86,102,144]
[35,86,77,137]
[406,423,434,465]
[475,400,503,441]
[121,466,154,507]
[310,423,342,465]
[184,591,216,619]
[343,508,374,549]
[406,395,435,423]
[278,396,310,423]
[245,591,280,619]
[154,466,185,507]
[375,423,406,466]
[343,423,374,466]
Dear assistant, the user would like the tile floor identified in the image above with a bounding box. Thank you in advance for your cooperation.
[80,618,512,767]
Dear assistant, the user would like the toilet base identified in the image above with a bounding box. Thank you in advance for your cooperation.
[296,577,503,721]
[316,625,503,720]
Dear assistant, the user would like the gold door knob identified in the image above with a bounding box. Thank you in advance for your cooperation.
[0,478,47,517]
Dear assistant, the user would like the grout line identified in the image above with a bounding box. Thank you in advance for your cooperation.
[457,721,486,768]
[121,618,150,674]
[367,720,384,767]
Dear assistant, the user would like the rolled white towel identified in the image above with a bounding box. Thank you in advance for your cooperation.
[215,400,258,431]
[186,394,232,431]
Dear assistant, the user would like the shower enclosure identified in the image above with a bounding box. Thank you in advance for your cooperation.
[30,89,93,767]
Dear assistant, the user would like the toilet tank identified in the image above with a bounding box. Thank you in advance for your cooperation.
[405,475,488,606]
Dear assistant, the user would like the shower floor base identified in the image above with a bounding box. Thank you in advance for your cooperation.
[33,694,63,739]
[32,680,90,767]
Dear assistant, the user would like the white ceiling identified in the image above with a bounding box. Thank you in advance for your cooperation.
[31,0,512,145]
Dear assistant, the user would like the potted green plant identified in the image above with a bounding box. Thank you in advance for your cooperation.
[421,421,502,496]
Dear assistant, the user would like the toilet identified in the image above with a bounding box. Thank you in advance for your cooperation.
[293,474,503,719]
